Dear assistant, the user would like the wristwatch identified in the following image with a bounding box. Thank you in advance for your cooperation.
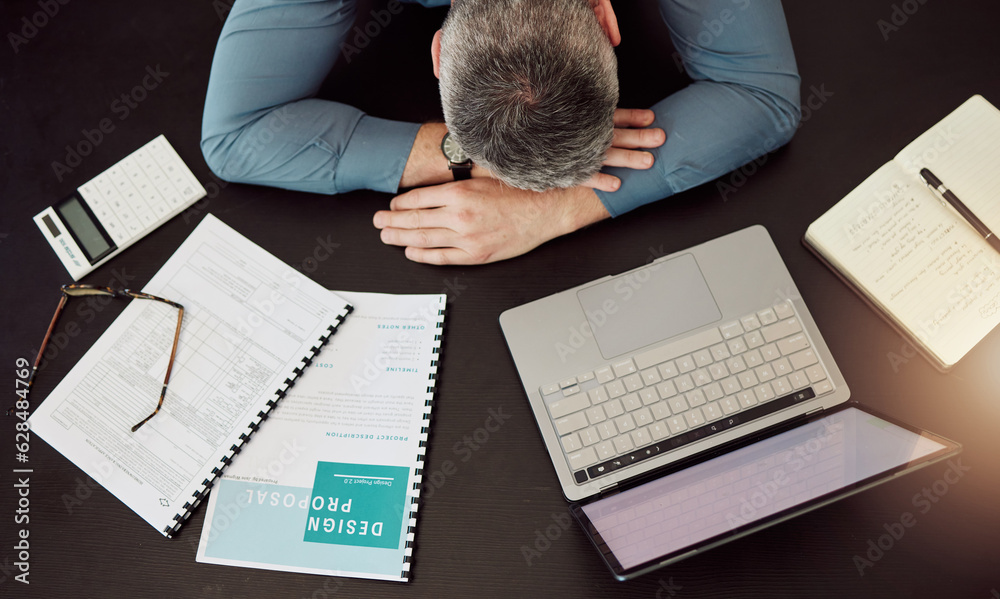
[441,132,473,180]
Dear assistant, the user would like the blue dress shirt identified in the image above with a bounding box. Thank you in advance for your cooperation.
[201,0,800,216]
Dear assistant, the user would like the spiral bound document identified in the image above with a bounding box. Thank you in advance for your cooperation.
[196,291,446,582]
[30,214,352,536]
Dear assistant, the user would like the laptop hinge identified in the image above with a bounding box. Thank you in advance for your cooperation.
[805,406,825,417]
[598,482,619,497]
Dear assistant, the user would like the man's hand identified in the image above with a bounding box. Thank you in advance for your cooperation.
[386,107,663,265]
[373,180,610,265]
[584,108,666,192]
[382,108,663,265]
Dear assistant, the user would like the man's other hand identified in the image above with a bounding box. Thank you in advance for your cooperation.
[584,108,666,192]
[373,180,610,265]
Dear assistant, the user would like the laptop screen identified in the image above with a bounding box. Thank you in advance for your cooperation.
[573,405,957,579]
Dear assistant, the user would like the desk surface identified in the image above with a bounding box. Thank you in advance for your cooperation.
[3,1,999,597]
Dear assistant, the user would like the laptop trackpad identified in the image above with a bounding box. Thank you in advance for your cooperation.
[577,253,721,359]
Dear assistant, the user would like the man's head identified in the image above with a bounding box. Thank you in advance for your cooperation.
[434,0,619,192]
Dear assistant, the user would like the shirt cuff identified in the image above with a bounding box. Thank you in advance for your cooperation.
[335,115,422,194]
[594,164,677,218]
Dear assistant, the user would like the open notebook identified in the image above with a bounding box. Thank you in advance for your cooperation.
[805,95,1000,370]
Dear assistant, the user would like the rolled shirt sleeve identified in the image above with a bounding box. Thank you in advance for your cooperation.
[595,0,801,217]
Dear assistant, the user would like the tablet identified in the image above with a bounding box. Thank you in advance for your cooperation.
[570,403,960,580]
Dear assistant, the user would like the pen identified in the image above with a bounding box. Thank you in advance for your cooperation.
[919,167,1000,254]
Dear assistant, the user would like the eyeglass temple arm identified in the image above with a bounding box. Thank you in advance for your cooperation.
[132,306,184,433]
[8,294,69,417]
[31,294,71,389]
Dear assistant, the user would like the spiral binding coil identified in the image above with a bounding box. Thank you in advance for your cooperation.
[162,308,351,537]
[400,300,446,579]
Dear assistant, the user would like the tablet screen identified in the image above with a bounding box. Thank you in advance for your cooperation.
[573,406,957,579]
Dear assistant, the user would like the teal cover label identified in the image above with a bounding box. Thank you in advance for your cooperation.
[303,462,409,549]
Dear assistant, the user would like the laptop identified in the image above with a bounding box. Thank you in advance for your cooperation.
[500,225,959,579]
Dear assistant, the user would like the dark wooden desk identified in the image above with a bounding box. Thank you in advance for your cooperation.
[3,1,999,597]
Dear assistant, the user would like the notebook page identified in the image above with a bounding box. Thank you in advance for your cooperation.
[894,95,1000,233]
[806,161,1000,367]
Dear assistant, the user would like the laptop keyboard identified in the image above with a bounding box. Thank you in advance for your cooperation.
[539,300,834,485]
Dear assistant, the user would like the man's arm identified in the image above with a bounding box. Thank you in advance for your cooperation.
[595,0,801,216]
[201,0,426,195]
[376,0,798,265]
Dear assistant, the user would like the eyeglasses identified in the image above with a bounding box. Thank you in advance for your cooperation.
[26,284,184,432]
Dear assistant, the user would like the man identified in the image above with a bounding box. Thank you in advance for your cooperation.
[437,0,621,192]
[202,0,800,265]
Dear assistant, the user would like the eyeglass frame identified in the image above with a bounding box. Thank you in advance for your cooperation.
[25,284,184,432]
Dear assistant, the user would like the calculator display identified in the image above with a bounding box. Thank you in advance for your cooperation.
[34,135,207,280]
[55,194,115,264]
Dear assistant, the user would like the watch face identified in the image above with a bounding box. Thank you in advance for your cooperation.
[442,133,469,163]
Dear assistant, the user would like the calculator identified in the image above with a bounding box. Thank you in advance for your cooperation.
[33,135,207,280]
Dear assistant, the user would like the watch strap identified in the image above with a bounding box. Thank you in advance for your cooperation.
[449,162,473,180]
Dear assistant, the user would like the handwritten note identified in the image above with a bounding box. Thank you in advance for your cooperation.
[807,95,1000,369]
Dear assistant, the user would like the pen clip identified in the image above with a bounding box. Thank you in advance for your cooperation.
[918,169,950,208]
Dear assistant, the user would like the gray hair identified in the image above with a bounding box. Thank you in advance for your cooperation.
[439,0,618,191]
